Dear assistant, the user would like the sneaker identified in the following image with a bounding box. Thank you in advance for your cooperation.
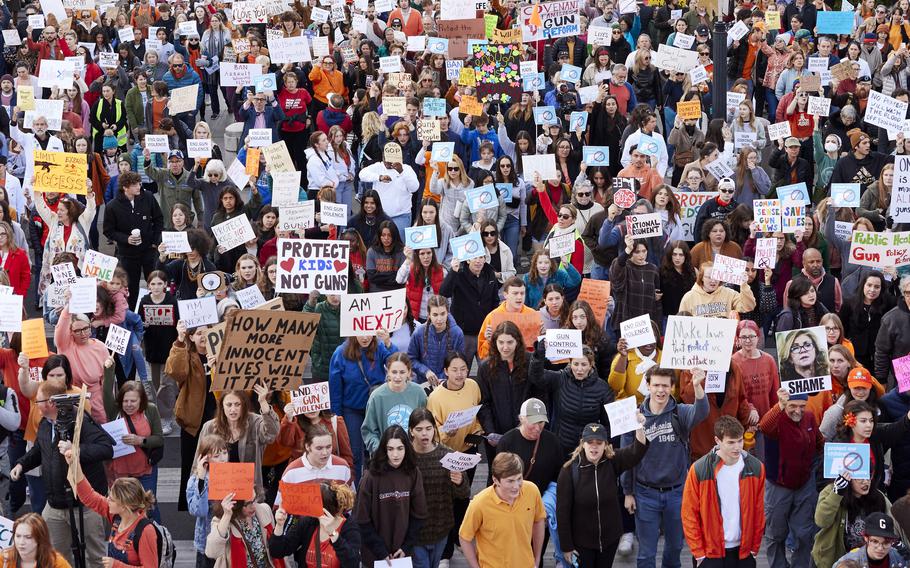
[438,560,449,568]
[618,532,634,555]
[161,421,173,436]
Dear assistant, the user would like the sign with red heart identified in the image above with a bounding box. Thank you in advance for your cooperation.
[275,238,350,295]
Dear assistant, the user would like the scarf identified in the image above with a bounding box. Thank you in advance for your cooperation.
[634,347,657,375]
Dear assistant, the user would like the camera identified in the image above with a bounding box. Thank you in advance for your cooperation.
[50,393,88,442]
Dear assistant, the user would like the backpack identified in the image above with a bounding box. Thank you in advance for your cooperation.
[131,517,177,568]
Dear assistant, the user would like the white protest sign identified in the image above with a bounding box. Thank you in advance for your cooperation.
[52,263,77,285]
[340,289,407,336]
[711,254,748,286]
[177,297,219,328]
[212,216,256,252]
[688,65,709,85]
[782,375,833,396]
[276,238,350,294]
[808,57,829,74]
[0,295,22,332]
[704,371,725,393]
[219,63,263,87]
[808,95,831,117]
[866,90,909,134]
[673,32,695,48]
[848,231,910,268]
[117,26,134,43]
[144,135,170,153]
[268,36,311,64]
[441,404,482,432]
[23,99,64,130]
[626,213,663,238]
[754,199,782,233]
[38,59,76,89]
[290,382,331,415]
[271,172,302,207]
[320,202,348,226]
[547,232,575,258]
[588,26,612,46]
[101,418,137,459]
[277,202,315,232]
[545,329,583,360]
[81,250,118,282]
[604,397,640,437]
[104,323,130,356]
[68,278,98,314]
[620,313,656,349]
[2,30,20,46]
[439,451,483,472]
[767,122,792,141]
[521,154,558,181]
[704,157,734,180]
[235,285,267,309]
[660,316,738,372]
[755,237,778,269]
[28,14,45,28]
[729,20,749,41]
[892,155,910,222]
[98,51,118,69]
[186,139,212,159]
[734,131,758,149]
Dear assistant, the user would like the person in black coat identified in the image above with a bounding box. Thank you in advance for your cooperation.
[840,270,897,371]
[269,481,361,568]
[439,257,501,368]
[547,36,589,71]
[102,170,164,302]
[769,137,813,188]
[156,228,217,301]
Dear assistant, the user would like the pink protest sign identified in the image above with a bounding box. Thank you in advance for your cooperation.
[894,354,910,392]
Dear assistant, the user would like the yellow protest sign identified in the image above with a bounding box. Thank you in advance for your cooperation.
[459,67,477,87]
[21,318,47,359]
[677,99,702,120]
[33,151,87,194]
[491,28,523,44]
[245,148,260,176]
[459,95,484,116]
[765,11,781,29]
[16,86,34,111]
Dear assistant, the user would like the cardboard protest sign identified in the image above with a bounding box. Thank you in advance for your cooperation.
[104,324,130,356]
[33,150,87,194]
[213,310,319,391]
[277,481,323,516]
[21,318,48,359]
[68,278,97,314]
[490,311,542,351]
[620,313,656,349]
[675,191,717,241]
[604,398,639,437]
[626,213,663,238]
[212,216,256,252]
[577,280,612,324]
[894,354,910,393]
[824,443,871,479]
[16,85,33,111]
[848,231,910,268]
[755,237,778,270]
[440,451,483,472]
[340,289,408,337]
[261,141,295,173]
[450,232,486,261]
[404,226,438,250]
[290,382,331,415]
[81,250,118,282]
[177,297,219,328]
[102,418,137,459]
[545,329,582,359]
[441,404,482,432]
[775,326,832,395]
[276,238,349,294]
[660,316,738,372]
[209,462,255,500]
[710,254,748,286]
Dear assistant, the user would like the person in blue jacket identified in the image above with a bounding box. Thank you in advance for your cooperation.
[407,296,466,386]
[460,113,504,163]
[328,330,397,482]
[523,250,582,309]
[162,52,203,128]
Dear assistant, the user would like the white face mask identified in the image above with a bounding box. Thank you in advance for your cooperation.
[824,141,839,152]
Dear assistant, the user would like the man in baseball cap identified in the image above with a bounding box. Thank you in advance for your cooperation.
[834,512,903,565]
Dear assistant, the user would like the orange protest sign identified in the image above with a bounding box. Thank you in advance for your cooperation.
[490,310,542,351]
[577,280,612,325]
[459,95,484,117]
[245,148,260,176]
[676,100,701,120]
[21,318,48,359]
[209,462,255,501]
[279,481,324,517]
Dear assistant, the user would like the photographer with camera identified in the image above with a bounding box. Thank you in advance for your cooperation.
[10,380,115,568]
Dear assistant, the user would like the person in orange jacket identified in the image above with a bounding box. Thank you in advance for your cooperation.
[682,416,765,567]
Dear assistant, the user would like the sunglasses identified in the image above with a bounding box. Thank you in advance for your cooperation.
[558,213,573,220]
[719,188,735,194]
[482,230,497,236]
[577,191,592,196]
[447,167,459,172]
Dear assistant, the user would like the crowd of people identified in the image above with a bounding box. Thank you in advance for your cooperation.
[3,0,910,566]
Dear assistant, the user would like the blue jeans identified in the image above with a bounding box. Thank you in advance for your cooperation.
[765,89,779,122]
[390,213,411,240]
[501,214,521,261]
[138,468,161,523]
[634,483,684,568]
[342,407,366,484]
[543,481,573,568]
[26,473,46,514]
[412,535,448,568]
[336,180,354,209]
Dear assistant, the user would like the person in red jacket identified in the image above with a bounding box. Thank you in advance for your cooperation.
[316,93,353,135]
[0,221,30,296]
[682,416,765,567]
[277,71,312,171]
[398,247,444,323]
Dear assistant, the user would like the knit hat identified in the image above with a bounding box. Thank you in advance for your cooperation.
[847,367,874,389]
[0,74,12,84]
[794,29,812,41]
[863,32,877,43]
[877,23,890,35]
[789,392,810,401]
[102,134,118,150]
[847,128,870,150]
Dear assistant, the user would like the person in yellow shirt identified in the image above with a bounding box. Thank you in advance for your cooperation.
[609,324,662,404]
[426,352,482,452]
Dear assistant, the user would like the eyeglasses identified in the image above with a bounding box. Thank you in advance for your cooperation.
[558,213,573,220]
[868,537,895,548]
[577,191,592,196]
[482,230,497,236]
[739,334,758,341]
[789,341,814,353]
[447,167,459,172]
[824,326,840,332]
[72,327,91,335]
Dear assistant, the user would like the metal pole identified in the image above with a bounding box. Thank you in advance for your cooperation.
[711,20,728,119]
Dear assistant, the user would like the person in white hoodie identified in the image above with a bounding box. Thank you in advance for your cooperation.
[10,113,64,193]
[358,141,420,237]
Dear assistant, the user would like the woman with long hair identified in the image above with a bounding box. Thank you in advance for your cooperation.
[821,366,883,440]
[678,140,721,192]
[491,155,525,260]
[35,190,95,302]
[582,46,613,87]
[278,401,354,468]
[480,221,516,283]
[822,313,856,354]
[629,50,662,110]
[231,253,261,292]
[561,300,616,378]
[840,270,897,370]
[206,491,282,567]
[858,163,895,230]
[659,241,697,320]
[776,277,829,332]
[366,220,406,293]
[194,386,280,502]
[355,424,427,566]
[328,124,356,207]
[395,247,445,323]
[0,513,70,567]
[523,248,582,310]
[348,190,390,251]
[361,353,428,455]
[277,71,311,171]
[413,198,454,266]
[0,220,29,296]
[503,91,536,139]
[733,146,771,206]
[556,421,648,566]
[832,400,910,489]
[650,185,684,242]
[429,155,473,235]
[610,236,662,331]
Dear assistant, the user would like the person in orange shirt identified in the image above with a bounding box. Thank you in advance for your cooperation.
[617,145,664,200]
[388,0,424,37]
[309,56,349,118]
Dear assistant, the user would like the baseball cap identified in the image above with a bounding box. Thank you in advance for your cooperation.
[696,24,709,36]
[519,398,548,424]
[847,367,874,389]
[784,136,801,148]
[858,75,872,83]
[865,512,899,539]
[168,149,184,160]
[717,177,735,191]
[581,423,610,442]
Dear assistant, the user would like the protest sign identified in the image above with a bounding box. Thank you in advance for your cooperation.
[248,128,272,148]
[545,329,582,359]
[52,263,77,285]
[808,56,828,74]
[817,11,857,34]
[441,405,482,432]
[268,36,311,64]
[0,295,22,333]
[661,316,738,372]
[440,452,483,472]
[104,324,130,356]
[340,289,408,336]
[734,132,758,149]
[866,90,909,134]
[276,238,349,294]
[24,99,64,131]
[430,142,455,163]
[559,63,582,84]
[522,73,545,91]
[219,63,263,87]
[519,0,579,41]
[423,97,447,117]
[320,202,347,226]
[21,319,48,359]
[290,382,331,415]
[38,60,75,89]
[226,158,250,190]
[808,95,831,117]
[824,443,871,479]
[465,185,499,212]
[450,232,486,261]
[32,150,87,194]
[582,146,610,166]
[613,179,637,208]
[626,213,663,238]
[213,310,320,391]
[831,183,861,207]
[587,25,612,46]
[754,199,782,233]
[98,51,118,69]
[705,371,725,394]
[277,481,323,516]
[235,285,267,309]
[521,154,558,180]
[775,326,832,394]
[404,225,438,250]
[271,174,303,208]
[604,397,639,437]
[711,254,748,286]
[416,118,441,142]
[755,237,778,270]
[472,43,522,103]
[144,135,170,153]
[261,141,295,173]
[533,106,558,125]
[212,216,256,252]
[82,250,118,282]
[675,192,717,240]
[676,99,701,120]
[654,44,698,73]
[490,311,542,350]
[704,157,734,180]
[2,30,20,46]
[547,233,575,258]
[162,232,191,254]
[165,84,199,116]
[767,122,792,141]
[577,280,612,324]
[688,65,709,85]
[68,278,97,314]
[186,138,212,159]
[782,201,807,234]
[209,462,255,500]
[892,156,910,222]
[101,418,137,459]
[16,86,33,111]
[570,111,588,130]
[177,297,219,328]
[848,231,910,268]
[620,313,656,349]
[894,354,910,393]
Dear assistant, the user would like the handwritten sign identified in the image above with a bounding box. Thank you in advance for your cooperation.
[866,90,908,135]
[0,294,21,333]
[782,201,807,234]
[235,286,267,310]
[339,289,407,337]
[68,278,97,314]
[143,305,175,326]
[547,233,575,258]
[277,481,323,516]
[711,254,748,286]
[577,280,611,325]
[604,397,639,436]
[32,150,87,194]
[212,215,256,252]
[209,462,255,500]
[278,202,315,233]
[676,191,717,241]
[676,99,701,120]
[441,404,482,432]
[849,231,910,268]
[177,297,219,329]
[81,250,118,283]
[754,199,782,233]
[276,238,349,294]
[767,122,792,141]
[290,382,331,415]
[162,232,191,254]
[620,313,656,349]
[626,213,663,238]
[660,316,738,372]
[440,451,483,472]
[755,237,778,269]
[894,354,910,393]
[21,318,48,359]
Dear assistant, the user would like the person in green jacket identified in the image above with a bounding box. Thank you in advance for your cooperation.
[125,71,152,134]
[304,293,344,383]
[812,473,908,568]
[144,148,204,228]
